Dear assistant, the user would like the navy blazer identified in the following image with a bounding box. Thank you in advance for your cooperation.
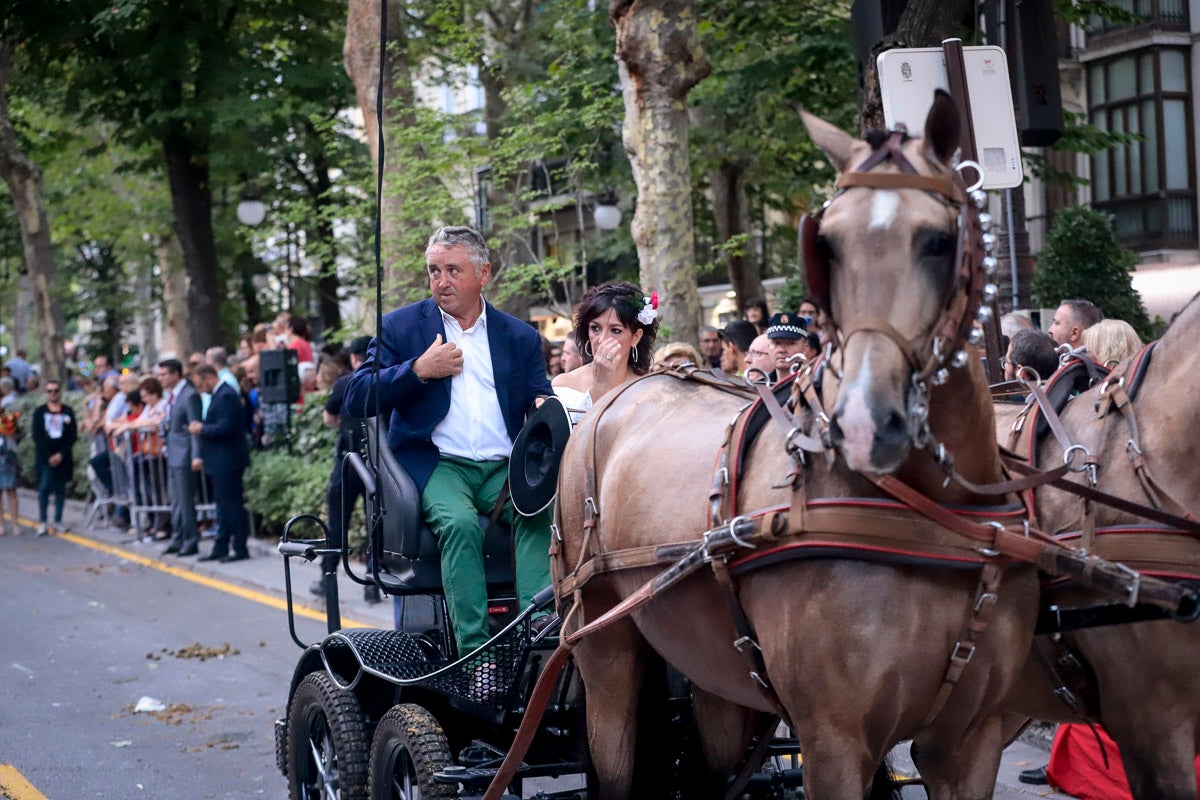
[345,297,552,494]
[198,382,249,474]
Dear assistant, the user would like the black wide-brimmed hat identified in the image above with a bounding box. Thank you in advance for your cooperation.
[509,395,573,516]
[766,312,807,340]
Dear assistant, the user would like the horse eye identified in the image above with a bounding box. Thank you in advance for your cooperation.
[815,234,837,264]
[920,232,954,259]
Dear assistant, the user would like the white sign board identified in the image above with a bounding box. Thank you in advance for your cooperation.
[877,45,1024,190]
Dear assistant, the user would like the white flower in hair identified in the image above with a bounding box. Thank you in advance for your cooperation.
[637,291,659,325]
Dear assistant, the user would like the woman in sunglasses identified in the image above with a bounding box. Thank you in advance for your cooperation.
[32,380,78,535]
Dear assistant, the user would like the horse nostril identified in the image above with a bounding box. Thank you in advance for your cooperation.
[875,408,908,448]
[878,410,902,441]
[828,417,844,445]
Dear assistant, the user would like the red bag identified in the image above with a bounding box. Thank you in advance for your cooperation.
[1047,723,1200,799]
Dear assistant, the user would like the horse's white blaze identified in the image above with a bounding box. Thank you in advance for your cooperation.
[868,190,900,230]
[837,351,877,470]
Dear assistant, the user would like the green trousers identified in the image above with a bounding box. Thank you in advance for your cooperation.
[422,455,552,655]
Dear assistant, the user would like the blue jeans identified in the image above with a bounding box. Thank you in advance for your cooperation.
[38,464,68,524]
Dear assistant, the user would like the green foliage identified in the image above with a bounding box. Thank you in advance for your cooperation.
[244,448,330,536]
[1031,206,1153,339]
[244,389,351,538]
[1023,111,1142,187]
[690,0,858,280]
[775,274,810,316]
[1053,0,1145,29]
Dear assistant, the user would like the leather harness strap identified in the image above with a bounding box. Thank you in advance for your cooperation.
[923,562,1002,726]
[1002,457,1200,535]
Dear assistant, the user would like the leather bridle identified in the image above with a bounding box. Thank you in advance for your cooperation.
[801,129,1000,447]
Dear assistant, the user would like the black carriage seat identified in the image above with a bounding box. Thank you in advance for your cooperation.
[364,419,515,597]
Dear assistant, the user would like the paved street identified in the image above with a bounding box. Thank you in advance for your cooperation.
[0,488,1070,799]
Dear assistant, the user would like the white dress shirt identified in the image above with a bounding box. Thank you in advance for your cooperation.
[431,301,511,461]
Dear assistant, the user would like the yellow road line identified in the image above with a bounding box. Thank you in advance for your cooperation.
[0,764,48,800]
[15,517,371,629]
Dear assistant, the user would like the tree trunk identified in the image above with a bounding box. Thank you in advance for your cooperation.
[162,130,222,350]
[709,158,761,310]
[344,0,425,296]
[158,234,191,360]
[308,151,341,335]
[0,41,66,383]
[858,0,972,133]
[611,0,711,345]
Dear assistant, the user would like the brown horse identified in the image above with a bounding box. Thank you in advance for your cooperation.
[555,94,1040,799]
[993,296,1200,799]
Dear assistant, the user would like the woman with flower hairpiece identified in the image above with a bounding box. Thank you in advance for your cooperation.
[552,281,659,418]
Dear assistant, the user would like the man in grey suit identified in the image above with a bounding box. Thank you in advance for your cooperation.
[156,358,203,556]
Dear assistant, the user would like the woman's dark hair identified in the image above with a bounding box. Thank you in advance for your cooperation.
[744,296,770,333]
[125,389,144,408]
[138,377,163,399]
[289,315,311,341]
[572,281,659,376]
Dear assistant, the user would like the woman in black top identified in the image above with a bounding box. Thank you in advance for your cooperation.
[31,379,77,535]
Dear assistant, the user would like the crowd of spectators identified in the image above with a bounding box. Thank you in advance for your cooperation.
[0,317,371,557]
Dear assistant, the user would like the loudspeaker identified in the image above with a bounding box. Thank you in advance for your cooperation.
[259,348,300,404]
[984,0,1064,147]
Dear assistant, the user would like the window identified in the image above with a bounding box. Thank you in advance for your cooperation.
[1088,48,1195,248]
[1089,0,1188,33]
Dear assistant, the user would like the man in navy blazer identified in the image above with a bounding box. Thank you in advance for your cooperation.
[189,364,251,563]
[346,226,552,656]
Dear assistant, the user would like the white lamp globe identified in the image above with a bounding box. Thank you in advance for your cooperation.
[594,203,622,231]
[237,199,267,227]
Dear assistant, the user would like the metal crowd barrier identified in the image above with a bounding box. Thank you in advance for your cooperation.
[85,426,221,536]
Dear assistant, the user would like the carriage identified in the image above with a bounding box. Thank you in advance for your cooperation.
[274,93,1200,800]
[272,415,807,799]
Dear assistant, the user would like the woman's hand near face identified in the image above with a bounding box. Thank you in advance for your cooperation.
[591,335,624,379]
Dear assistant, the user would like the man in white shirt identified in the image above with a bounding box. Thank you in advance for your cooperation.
[346,226,553,657]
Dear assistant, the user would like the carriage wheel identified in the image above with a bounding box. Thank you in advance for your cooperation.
[286,671,370,800]
[368,703,455,800]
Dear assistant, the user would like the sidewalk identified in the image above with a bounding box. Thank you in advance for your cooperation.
[13,487,394,630]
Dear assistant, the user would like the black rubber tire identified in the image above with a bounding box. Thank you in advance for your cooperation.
[286,671,370,800]
[368,703,455,800]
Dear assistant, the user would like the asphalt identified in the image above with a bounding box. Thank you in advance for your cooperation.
[10,487,395,630]
[9,487,1070,797]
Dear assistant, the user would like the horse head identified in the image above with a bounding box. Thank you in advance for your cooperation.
[801,91,989,474]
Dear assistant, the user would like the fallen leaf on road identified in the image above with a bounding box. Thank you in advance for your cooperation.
[167,642,240,661]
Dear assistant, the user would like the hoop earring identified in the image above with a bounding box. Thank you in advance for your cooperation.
[583,341,593,358]
[630,345,638,364]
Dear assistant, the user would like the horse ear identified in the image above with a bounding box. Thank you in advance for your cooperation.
[922,89,961,166]
[800,108,857,173]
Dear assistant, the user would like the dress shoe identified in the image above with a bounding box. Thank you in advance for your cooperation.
[197,553,226,562]
[1018,765,1048,785]
[176,545,199,557]
[309,579,326,597]
[220,553,250,563]
[162,544,181,555]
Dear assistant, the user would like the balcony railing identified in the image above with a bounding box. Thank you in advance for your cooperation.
[1089,0,1188,33]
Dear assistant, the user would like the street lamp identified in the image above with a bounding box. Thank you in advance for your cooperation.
[236,183,267,227]
[593,191,622,231]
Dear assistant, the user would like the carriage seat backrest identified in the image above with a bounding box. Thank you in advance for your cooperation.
[1032,357,1110,446]
[363,418,515,597]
